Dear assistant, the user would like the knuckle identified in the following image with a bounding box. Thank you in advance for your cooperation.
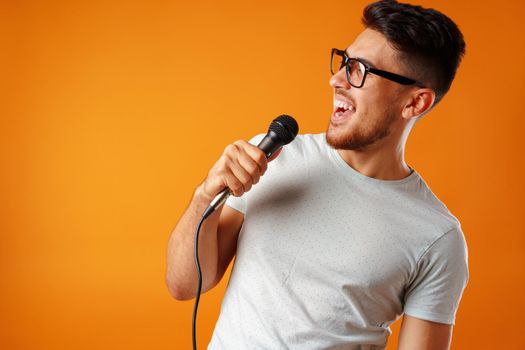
[238,175,249,189]
[231,182,244,196]
[241,175,252,186]
[244,160,257,174]
[251,165,260,177]
[216,158,230,174]
[233,140,246,147]
[254,151,266,164]
[224,143,239,156]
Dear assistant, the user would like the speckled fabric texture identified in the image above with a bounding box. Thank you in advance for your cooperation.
[209,133,468,350]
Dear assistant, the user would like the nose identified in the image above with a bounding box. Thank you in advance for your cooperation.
[329,67,351,90]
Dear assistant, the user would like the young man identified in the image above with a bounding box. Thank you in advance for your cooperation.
[166,1,468,349]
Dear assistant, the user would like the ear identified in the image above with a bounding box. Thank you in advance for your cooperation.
[401,88,435,120]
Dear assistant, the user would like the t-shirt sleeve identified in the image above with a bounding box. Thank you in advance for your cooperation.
[224,133,266,215]
[225,194,247,214]
[403,226,469,325]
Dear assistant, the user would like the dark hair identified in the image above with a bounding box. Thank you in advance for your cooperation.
[362,0,465,105]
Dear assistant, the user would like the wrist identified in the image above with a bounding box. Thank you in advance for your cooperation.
[194,182,215,204]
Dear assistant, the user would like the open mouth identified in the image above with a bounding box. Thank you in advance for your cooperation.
[331,99,356,124]
[334,99,355,113]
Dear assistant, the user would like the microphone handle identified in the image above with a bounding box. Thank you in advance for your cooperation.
[256,131,283,158]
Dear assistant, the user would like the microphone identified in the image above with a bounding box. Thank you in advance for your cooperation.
[202,115,299,219]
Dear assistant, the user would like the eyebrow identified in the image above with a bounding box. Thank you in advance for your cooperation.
[344,48,376,68]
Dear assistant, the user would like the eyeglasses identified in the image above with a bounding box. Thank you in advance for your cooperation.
[330,48,425,88]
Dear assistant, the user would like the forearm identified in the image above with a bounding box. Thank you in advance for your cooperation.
[166,183,223,300]
[166,140,268,300]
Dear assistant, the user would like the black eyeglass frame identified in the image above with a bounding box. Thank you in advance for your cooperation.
[330,48,425,88]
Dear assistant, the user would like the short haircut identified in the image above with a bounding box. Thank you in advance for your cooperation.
[362,0,466,105]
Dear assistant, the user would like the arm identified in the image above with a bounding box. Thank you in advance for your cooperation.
[400,227,468,349]
[397,315,452,350]
[165,140,268,300]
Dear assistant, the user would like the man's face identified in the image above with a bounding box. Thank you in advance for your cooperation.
[326,29,409,151]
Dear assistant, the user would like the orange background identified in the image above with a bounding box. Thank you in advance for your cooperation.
[2,0,524,349]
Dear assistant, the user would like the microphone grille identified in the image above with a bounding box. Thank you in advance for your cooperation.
[269,115,299,145]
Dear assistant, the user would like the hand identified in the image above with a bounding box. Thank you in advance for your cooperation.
[201,140,275,198]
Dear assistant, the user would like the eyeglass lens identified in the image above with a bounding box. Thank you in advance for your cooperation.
[331,51,367,87]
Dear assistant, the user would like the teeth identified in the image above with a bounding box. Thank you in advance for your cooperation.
[334,100,354,111]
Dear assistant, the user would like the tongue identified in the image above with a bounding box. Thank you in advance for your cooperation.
[336,107,346,113]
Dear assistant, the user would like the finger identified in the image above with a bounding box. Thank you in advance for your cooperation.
[233,140,268,174]
[222,168,245,197]
[235,148,263,184]
[204,145,247,197]
[227,154,254,193]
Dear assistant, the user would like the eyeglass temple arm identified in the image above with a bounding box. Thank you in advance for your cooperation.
[368,67,424,86]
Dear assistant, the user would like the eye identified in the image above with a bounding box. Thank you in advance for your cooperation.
[358,62,366,76]
[349,60,365,78]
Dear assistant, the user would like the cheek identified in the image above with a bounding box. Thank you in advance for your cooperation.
[354,91,379,119]
[357,88,400,119]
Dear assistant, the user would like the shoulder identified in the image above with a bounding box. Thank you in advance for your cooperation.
[292,133,328,150]
[249,132,329,162]
[254,132,326,149]
[407,172,464,240]
[421,225,468,266]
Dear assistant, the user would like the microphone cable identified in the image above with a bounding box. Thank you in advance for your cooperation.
[192,214,206,350]
[191,115,298,350]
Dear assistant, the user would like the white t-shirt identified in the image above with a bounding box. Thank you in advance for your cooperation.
[208,133,468,350]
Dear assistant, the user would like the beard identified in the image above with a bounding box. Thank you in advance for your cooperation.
[326,109,397,151]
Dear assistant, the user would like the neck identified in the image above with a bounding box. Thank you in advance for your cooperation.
[335,125,413,181]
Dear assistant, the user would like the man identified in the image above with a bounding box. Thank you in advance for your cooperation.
[166,1,468,349]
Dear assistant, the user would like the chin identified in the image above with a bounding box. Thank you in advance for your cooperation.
[325,126,380,151]
[326,127,354,150]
